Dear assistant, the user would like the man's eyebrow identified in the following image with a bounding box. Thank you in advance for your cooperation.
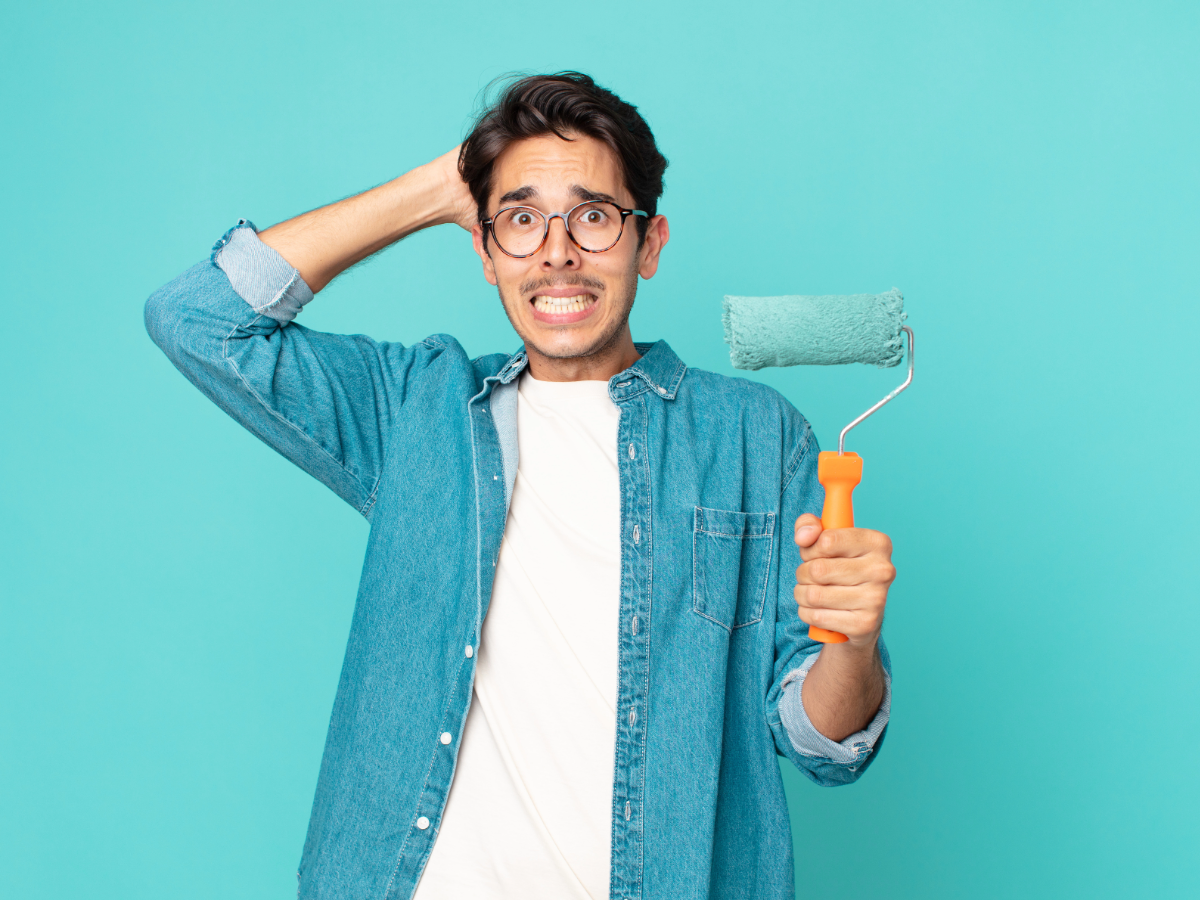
[570,185,620,204]
[495,184,621,207]
[497,185,538,205]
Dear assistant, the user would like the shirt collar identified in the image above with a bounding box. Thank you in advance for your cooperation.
[619,340,687,399]
[496,349,528,384]
[494,339,687,400]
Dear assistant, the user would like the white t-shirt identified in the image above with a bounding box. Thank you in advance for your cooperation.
[414,373,622,900]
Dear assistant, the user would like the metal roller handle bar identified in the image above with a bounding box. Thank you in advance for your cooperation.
[838,326,915,455]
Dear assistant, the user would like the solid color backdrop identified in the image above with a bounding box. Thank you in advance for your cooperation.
[1,1,1197,897]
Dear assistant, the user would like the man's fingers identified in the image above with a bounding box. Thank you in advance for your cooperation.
[793,513,823,548]
[793,603,872,638]
[795,556,896,587]
[794,527,894,641]
[793,582,889,612]
[798,527,892,562]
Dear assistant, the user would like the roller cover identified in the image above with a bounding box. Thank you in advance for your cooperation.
[722,288,906,370]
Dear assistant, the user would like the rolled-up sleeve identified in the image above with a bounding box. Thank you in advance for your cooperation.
[778,641,891,769]
[213,220,314,324]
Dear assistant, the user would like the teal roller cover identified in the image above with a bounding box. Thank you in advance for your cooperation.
[722,288,906,370]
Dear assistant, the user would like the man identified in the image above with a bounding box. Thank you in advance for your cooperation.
[146,72,895,900]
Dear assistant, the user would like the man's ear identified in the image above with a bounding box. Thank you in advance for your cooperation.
[637,215,670,280]
[472,224,498,286]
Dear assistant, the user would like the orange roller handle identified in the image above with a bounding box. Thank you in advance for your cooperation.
[809,451,863,644]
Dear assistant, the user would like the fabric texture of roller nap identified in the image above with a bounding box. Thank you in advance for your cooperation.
[722,288,907,370]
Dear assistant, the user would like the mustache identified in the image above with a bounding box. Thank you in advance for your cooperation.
[519,275,605,296]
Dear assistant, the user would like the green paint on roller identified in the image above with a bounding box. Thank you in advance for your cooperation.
[722,288,907,370]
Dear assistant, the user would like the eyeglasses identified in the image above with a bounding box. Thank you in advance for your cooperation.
[483,201,648,258]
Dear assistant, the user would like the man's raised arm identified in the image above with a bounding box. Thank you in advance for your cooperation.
[144,148,477,517]
[258,147,476,292]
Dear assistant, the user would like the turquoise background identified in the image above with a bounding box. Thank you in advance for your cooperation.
[2,1,1198,897]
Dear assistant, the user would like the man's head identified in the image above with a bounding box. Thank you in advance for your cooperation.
[459,73,669,375]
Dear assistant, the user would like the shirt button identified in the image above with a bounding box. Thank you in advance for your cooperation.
[440,732,452,745]
[416,816,430,830]
[628,444,636,459]
[633,524,640,544]
[465,645,474,658]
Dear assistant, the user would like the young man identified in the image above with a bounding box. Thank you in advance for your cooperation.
[146,73,895,900]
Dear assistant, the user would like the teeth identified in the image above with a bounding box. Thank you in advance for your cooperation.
[532,294,594,314]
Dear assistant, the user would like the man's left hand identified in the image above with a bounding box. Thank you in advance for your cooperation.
[793,513,895,648]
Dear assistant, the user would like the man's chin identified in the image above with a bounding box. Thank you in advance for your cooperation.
[523,329,616,361]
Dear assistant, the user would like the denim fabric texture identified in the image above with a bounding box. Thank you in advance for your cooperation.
[144,222,891,900]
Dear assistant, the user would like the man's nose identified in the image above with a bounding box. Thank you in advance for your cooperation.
[541,215,580,269]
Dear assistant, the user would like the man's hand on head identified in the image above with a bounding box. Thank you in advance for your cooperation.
[793,513,895,649]
[428,145,479,232]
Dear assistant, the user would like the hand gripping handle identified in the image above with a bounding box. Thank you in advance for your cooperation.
[810,451,863,643]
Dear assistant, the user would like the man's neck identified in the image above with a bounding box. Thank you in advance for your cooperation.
[524,331,642,383]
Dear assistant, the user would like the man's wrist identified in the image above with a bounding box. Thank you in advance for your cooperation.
[802,637,886,741]
[371,165,455,238]
[824,633,882,664]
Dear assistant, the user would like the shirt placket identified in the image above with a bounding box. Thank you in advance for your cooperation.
[385,380,510,900]
[610,384,652,900]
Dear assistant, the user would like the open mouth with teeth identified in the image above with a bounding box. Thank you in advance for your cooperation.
[530,292,599,323]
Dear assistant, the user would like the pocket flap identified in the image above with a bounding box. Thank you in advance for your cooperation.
[694,506,775,538]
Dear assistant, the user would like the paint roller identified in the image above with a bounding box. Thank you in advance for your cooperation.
[722,289,914,643]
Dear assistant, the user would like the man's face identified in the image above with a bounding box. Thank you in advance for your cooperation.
[472,133,666,362]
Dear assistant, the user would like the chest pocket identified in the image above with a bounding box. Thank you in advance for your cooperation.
[693,506,775,631]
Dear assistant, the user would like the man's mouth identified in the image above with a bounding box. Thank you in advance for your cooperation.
[531,293,596,315]
[524,281,603,324]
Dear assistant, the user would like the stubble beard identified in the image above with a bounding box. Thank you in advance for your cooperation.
[497,265,640,362]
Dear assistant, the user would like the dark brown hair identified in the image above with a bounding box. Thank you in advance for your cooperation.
[458,72,668,243]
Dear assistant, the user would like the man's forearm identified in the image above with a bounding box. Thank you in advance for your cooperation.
[800,642,886,743]
[258,148,469,293]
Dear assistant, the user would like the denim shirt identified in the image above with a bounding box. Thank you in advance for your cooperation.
[144,222,890,900]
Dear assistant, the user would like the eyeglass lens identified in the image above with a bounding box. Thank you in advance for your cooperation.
[492,202,625,256]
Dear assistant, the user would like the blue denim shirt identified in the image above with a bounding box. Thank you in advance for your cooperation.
[144,222,890,900]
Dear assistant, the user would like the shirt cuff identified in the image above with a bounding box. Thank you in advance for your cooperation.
[778,640,891,767]
[211,219,314,324]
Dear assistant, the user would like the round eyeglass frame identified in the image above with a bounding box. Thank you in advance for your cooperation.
[482,201,649,258]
